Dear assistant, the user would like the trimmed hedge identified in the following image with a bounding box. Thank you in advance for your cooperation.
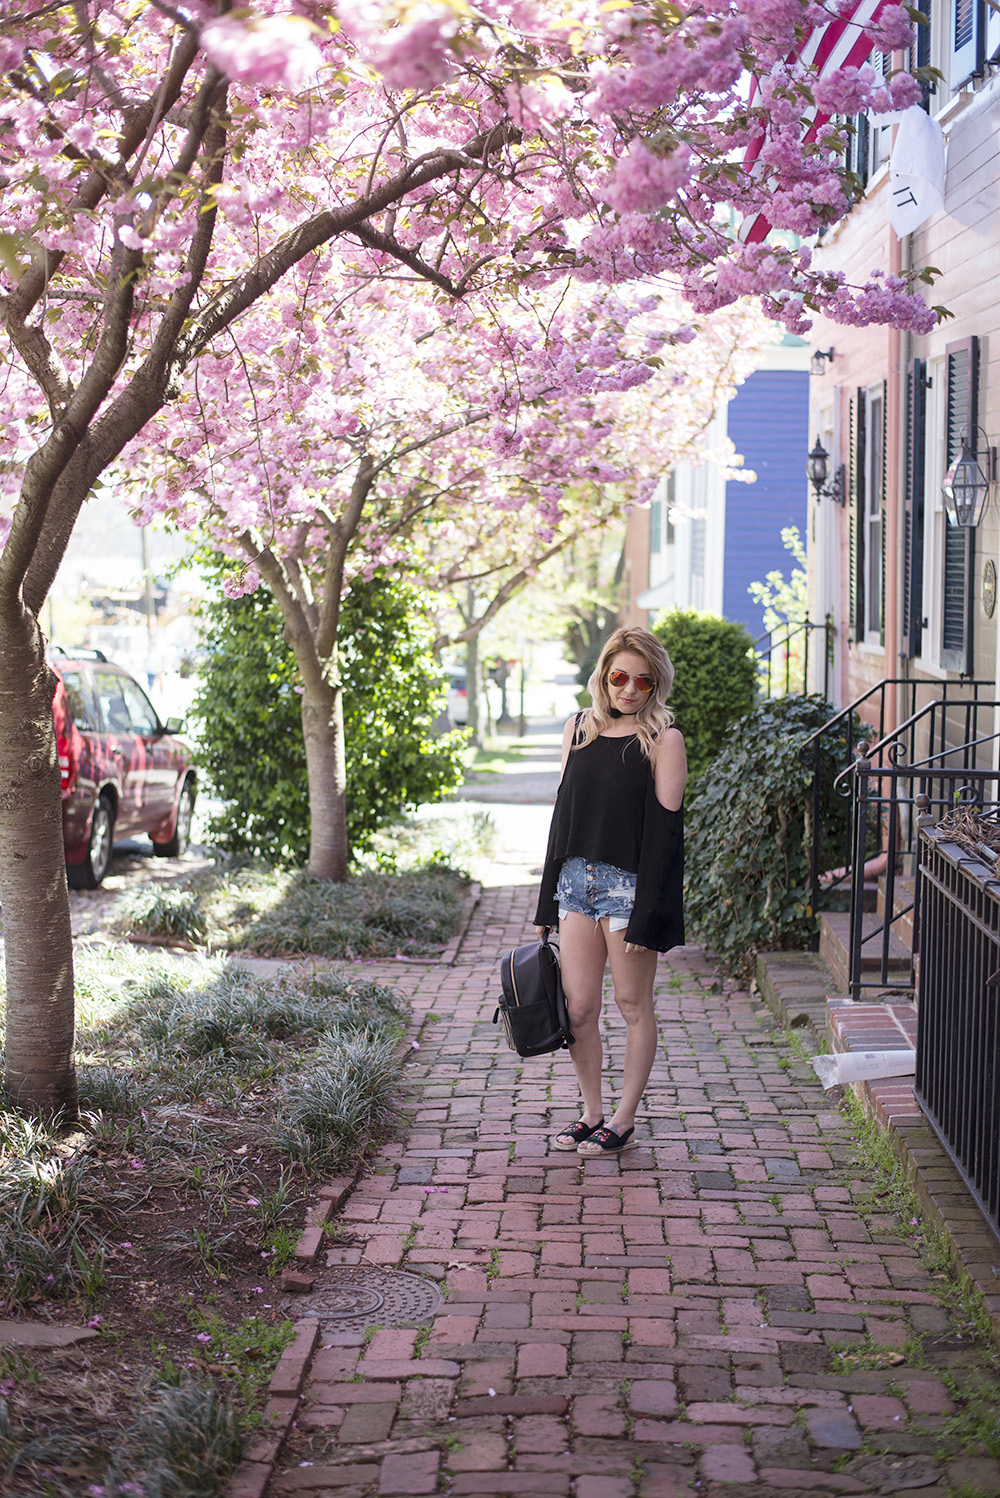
[652,610,757,783]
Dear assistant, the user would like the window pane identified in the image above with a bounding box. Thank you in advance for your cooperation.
[61,672,98,731]
[95,673,133,734]
[119,678,159,734]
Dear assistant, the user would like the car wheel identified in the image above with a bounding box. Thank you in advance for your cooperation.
[153,778,196,859]
[67,794,115,890]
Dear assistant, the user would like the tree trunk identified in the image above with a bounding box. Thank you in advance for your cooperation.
[301,674,348,881]
[465,631,482,747]
[0,606,77,1118]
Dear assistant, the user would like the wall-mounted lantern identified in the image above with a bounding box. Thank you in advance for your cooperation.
[941,428,997,527]
[810,347,835,376]
[807,436,846,505]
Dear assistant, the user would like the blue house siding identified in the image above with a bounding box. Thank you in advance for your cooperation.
[722,369,809,639]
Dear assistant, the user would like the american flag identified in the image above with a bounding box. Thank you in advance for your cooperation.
[740,0,896,243]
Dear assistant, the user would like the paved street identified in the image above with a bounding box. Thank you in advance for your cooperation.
[256,883,998,1498]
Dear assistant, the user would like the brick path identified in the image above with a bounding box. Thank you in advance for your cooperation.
[261,885,1000,1498]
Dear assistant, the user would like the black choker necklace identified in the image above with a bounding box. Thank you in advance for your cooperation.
[609,708,622,719]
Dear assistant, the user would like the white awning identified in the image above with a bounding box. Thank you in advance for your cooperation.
[635,579,674,609]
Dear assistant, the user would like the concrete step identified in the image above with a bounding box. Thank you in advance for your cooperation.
[819,909,913,995]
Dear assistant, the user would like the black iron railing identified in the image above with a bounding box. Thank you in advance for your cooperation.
[915,822,1000,1243]
[754,615,834,701]
[845,755,1000,1000]
[800,679,997,945]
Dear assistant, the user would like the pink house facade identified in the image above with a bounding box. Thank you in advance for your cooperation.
[806,11,1000,750]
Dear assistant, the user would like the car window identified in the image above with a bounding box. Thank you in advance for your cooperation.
[119,677,160,735]
[60,671,99,731]
[94,673,135,734]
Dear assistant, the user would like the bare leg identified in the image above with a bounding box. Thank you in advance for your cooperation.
[603,926,658,1137]
[557,912,609,1127]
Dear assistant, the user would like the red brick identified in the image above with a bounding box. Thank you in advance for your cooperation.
[628,1380,678,1417]
[378,1448,440,1494]
[849,1393,908,1429]
[517,1342,568,1378]
[700,1445,757,1482]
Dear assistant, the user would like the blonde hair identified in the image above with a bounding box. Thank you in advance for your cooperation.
[576,627,674,759]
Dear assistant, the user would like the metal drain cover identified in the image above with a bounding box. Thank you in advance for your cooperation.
[282,1267,442,1328]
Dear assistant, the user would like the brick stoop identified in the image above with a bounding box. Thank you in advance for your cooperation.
[756,947,1000,1348]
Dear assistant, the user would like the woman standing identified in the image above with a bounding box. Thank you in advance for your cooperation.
[534,627,686,1155]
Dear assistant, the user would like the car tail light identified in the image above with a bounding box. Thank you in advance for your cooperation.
[56,733,74,793]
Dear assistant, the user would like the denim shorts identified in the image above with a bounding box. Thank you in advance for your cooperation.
[556,857,637,933]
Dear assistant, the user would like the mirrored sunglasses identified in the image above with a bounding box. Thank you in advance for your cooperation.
[608,669,653,693]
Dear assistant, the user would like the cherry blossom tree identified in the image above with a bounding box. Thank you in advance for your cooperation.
[0,0,933,1114]
[128,274,768,866]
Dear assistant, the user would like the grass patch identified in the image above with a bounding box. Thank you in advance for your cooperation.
[465,740,533,778]
[112,888,208,945]
[0,946,408,1496]
[151,863,471,959]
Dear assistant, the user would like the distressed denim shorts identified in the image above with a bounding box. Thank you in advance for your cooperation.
[556,857,637,933]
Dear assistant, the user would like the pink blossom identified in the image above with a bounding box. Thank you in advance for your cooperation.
[201,15,323,93]
[604,141,692,214]
[868,4,916,50]
[222,565,261,599]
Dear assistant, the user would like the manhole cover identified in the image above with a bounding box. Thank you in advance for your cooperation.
[282,1268,442,1329]
[844,1455,941,1491]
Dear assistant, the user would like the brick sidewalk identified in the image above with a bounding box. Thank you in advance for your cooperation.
[257,886,1000,1498]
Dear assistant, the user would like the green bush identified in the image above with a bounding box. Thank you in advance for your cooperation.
[192,571,467,865]
[652,610,757,782]
[684,693,849,975]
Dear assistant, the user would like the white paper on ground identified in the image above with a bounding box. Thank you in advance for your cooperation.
[811,1049,916,1089]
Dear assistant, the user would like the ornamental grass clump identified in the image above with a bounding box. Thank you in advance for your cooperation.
[272,1032,403,1171]
[108,1379,243,1498]
[113,888,208,945]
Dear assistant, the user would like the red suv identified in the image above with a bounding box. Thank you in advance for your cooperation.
[51,650,197,889]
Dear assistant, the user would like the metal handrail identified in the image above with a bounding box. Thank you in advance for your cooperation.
[801,677,996,946]
[754,614,834,701]
[834,701,1000,792]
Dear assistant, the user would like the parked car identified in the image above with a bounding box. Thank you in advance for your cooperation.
[446,670,468,726]
[51,649,197,889]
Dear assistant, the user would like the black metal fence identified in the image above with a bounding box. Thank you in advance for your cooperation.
[754,615,833,701]
[915,823,1000,1243]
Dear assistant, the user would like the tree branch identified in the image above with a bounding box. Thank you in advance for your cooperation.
[172,121,520,372]
[315,455,376,663]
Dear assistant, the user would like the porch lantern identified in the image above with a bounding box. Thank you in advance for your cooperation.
[810,347,835,376]
[941,430,995,528]
[807,436,846,504]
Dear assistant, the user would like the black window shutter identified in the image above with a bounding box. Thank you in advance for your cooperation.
[903,359,927,659]
[914,0,935,109]
[941,338,978,675]
[848,390,866,643]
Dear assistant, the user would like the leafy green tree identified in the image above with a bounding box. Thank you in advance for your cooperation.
[192,574,466,865]
[748,526,809,695]
[652,611,757,782]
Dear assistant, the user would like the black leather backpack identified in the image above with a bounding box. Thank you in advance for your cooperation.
[494,929,575,1057]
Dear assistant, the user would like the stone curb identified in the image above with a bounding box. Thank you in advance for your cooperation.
[227,961,450,1496]
[228,1319,320,1498]
[756,948,1000,1350]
